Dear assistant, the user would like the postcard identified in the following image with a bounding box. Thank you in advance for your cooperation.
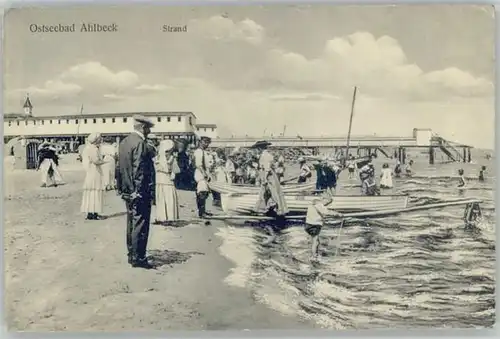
[3,4,495,331]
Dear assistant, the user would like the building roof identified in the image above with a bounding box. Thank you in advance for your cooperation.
[4,113,28,119]
[3,111,197,121]
[196,123,217,128]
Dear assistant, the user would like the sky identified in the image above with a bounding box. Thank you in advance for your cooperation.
[3,4,495,148]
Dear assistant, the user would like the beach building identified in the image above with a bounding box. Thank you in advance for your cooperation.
[195,123,218,139]
[4,96,217,145]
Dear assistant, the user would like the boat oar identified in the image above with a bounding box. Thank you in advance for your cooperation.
[205,214,304,222]
[335,218,345,256]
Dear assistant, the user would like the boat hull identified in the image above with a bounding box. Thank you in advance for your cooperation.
[209,181,316,194]
[221,193,409,215]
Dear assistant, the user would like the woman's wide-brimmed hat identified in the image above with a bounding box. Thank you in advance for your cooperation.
[87,132,102,145]
[251,140,272,149]
[158,140,175,155]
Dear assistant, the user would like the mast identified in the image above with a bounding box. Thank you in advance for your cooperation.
[76,104,84,140]
[344,86,357,164]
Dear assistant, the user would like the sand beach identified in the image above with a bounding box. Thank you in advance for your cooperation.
[3,155,316,331]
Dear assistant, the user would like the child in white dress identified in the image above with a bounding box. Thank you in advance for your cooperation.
[380,163,393,189]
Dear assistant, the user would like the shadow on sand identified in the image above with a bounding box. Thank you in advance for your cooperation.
[105,212,128,219]
[147,249,204,268]
[154,220,193,228]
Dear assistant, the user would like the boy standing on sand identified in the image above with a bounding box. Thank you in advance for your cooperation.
[305,194,343,262]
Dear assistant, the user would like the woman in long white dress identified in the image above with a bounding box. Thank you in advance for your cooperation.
[100,140,117,191]
[154,140,180,224]
[80,132,106,220]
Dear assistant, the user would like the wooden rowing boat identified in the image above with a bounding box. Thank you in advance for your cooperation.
[209,181,316,194]
[220,192,409,215]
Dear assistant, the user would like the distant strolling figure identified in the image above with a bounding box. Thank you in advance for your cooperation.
[254,141,289,216]
[210,150,225,206]
[37,142,64,187]
[275,156,285,182]
[225,156,236,184]
[478,166,486,182]
[380,163,393,189]
[81,133,106,220]
[313,159,337,195]
[347,155,356,179]
[215,158,231,183]
[394,160,402,178]
[100,140,117,191]
[247,162,259,186]
[174,139,195,191]
[234,159,245,184]
[154,140,180,224]
[323,161,339,196]
[297,157,312,184]
[360,165,380,196]
[193,136,213,218]
[404,160,414,177]
[457,169,467,188]
[305,194,343,262]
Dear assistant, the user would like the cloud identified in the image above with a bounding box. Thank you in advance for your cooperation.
[7,26,493,108]
[189,15,265,45]
[269,93,341,102]
[262,32,493,100]
[176,21,493,100]
[21,80,83,101]
[8,62,168,104]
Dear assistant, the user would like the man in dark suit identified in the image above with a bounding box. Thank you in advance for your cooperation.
[116,115,155,269]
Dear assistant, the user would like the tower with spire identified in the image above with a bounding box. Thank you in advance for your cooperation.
[23,93,33,116]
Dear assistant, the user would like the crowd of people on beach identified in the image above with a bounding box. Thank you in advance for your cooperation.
[31,115,489,266]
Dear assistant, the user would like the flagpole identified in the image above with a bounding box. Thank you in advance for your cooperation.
[344,86,357,165]
[76,104,84,141]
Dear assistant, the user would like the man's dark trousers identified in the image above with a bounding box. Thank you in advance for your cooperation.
[125,198,152,262]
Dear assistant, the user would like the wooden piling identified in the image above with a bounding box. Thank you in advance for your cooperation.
[429,146,434,165]
[463,147,467,163]
[467,147,471,163]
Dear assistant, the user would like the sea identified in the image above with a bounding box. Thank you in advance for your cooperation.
[216,155,496,330]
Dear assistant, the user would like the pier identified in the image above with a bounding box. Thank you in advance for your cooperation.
[210,128,474,164]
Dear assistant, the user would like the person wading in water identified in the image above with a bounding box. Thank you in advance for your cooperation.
[253,141,289,244]
[305,194,343,262]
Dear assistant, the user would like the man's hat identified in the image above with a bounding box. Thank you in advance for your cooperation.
[199,136,212,143]
[251,140,272,149]
[133,115,155,127]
